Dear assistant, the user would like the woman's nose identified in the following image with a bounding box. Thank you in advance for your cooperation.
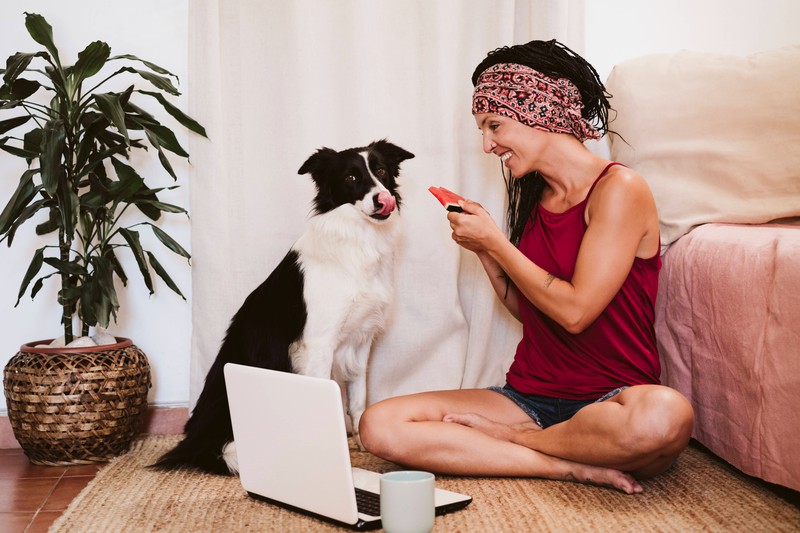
[483,135,496,154]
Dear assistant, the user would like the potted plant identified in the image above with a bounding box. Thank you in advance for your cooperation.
[0,13,206,464]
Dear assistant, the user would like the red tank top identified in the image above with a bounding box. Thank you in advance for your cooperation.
[506,163,661,400]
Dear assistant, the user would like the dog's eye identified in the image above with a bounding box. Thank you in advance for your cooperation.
[375,168,386,177]
[344,175,356,184]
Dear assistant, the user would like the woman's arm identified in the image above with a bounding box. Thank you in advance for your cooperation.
[476,251,522,321]
[449,169,658,333]
[446,202,522,320]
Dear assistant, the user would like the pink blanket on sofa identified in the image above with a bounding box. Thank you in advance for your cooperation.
[656,223,800,491]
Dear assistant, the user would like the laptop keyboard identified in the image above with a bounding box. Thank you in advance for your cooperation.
[355,488,381,516]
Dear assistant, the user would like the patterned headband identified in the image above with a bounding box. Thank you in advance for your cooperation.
[472,63,600,142]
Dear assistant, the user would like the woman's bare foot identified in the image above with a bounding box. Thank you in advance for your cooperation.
[444,412,643,494]
[564,462,643,494]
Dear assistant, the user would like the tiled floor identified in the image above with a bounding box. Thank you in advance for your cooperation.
[0,447,101,533]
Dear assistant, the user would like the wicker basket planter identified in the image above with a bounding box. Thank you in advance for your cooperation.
[3,338,151,465]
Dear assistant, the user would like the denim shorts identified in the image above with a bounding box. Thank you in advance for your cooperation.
[488,383,628,429]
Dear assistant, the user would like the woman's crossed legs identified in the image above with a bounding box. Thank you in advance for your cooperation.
[358,385,693,494]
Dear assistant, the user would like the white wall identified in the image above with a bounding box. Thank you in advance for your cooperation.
[1,0,797,413]
[585,0,800,81]
[0,1,191,412]
[583,0,800,158]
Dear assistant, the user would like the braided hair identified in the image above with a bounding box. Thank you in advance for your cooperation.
[471,39,612,247]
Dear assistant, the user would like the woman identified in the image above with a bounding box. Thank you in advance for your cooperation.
[359,40,694,494]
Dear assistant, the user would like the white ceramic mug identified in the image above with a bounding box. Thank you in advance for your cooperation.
[379,470,436,533]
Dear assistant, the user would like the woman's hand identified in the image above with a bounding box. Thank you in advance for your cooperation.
[446,200,522,320]
[447,200,505,254]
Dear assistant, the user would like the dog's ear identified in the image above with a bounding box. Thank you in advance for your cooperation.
[298,147,338,175]
[368,139,415,164]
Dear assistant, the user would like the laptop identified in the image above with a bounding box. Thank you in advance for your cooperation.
[224,363,472,530]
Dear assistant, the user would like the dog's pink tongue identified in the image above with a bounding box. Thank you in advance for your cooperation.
[376,191,396,216]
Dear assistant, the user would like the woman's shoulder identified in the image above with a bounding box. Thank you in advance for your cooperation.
[585,163,658,228]
[585,163,660,258]
[599,163,646,186]
[590,164,654,207]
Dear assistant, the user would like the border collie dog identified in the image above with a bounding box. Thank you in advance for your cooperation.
[153,140,414,475]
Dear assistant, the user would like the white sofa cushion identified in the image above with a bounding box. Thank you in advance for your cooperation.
[606,46,800,251]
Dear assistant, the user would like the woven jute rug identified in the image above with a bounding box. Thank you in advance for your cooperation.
[50,434,799,532]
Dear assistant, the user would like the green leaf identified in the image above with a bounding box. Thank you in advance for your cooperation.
[136,199,187,215]
[60,278,81,320]
[3,51,47,85]
[117,84,134,106]
[142,122,188,157]
[60,284,83,303]
[118,227,153,294]
[134,124,177,181]
[30,274,56,300]
[44,257,86,276]
[109,157,145,200]
[105,247,128,286]
[0,115,30,136]
[23,127,43,155]
[80,187,106,209]
[93,93,129,146]
[112,66,179,95]
[156,144,178,180]
[78,255,120,329]
[108,156,140,181]
[139,90,207,137]
[35,206,59,235]
[11,78,41,100]
[75,136,127,179]
[0,142,36,159]
[4,197,46,246]
[148,223,190,260]
[72,41,110,82]
[24,13,60,66]
[16,246,45,305]
[137,69,180,94]
[78,277,98,328]
[78,203,93,239]
[130,189,161,221]
[146,251,185,299]
[109,54,174,76]
[40,120,66,195]
[58,186,80,242]
[0,169,37,236]
[125,101,156,124]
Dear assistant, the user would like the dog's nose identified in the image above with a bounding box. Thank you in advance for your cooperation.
[373,191,396,216]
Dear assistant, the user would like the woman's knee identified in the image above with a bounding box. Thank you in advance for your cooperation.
[623,386,694,454]
[358,402,387,453]
[358,398,409,458]
[640,386,694,455]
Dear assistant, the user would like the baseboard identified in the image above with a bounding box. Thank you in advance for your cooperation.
[0,406,189,449]
[140,406,189,435]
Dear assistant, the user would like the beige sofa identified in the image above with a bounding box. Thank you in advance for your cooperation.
[607,46,800,491]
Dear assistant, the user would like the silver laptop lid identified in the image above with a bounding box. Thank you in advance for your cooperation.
[224,363,360,525]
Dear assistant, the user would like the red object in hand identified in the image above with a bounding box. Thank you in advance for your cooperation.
[428,186,465,212]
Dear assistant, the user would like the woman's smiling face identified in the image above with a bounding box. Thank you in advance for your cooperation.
[474,112,547,178]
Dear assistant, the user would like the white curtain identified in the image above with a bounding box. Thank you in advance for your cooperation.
[188,0,585,406]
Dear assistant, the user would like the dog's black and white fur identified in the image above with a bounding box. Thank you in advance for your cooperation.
[153,140,414,475]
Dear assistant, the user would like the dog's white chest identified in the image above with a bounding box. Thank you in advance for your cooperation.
[288,209,399,380]
[300,245,394,338]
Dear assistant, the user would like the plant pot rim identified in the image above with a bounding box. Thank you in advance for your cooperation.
[20,337,133,354]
